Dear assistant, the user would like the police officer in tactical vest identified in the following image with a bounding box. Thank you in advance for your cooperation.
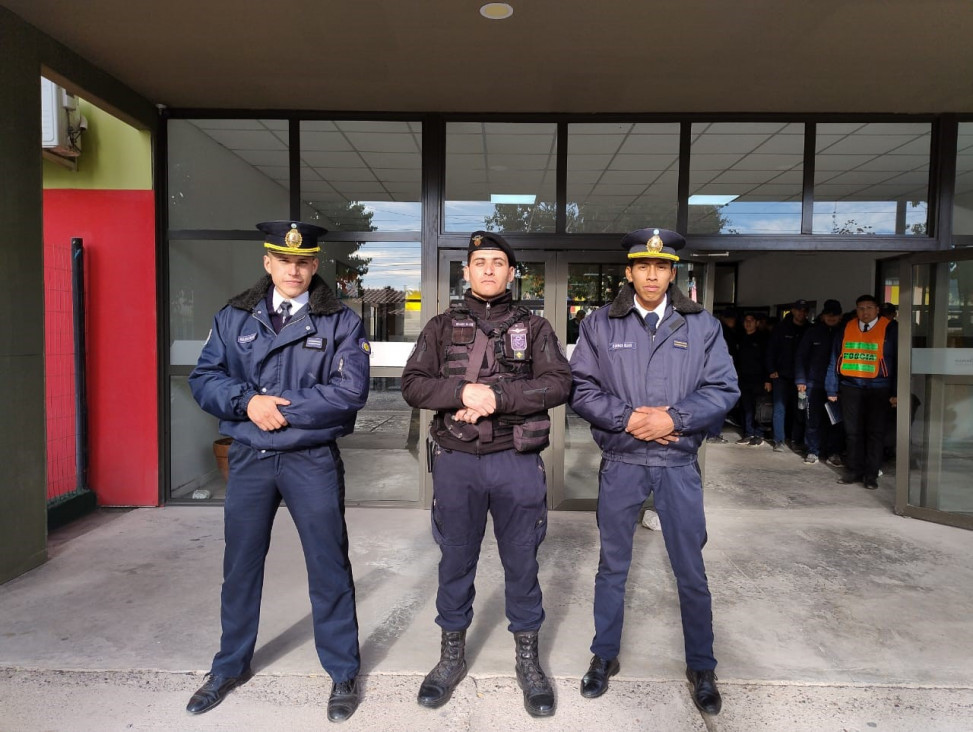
[402,231,572,717]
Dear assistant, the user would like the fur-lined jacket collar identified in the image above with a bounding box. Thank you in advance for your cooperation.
[608,282,703,319]
[227,274,343,316]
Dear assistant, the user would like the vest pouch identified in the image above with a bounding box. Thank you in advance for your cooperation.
[444,413,479,442]
[513,413,551,453]
[503,322,531,361]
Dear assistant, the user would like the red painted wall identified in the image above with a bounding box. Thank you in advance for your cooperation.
[43,189,158,506]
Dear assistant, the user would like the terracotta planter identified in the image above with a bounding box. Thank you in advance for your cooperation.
[213,438,233,481]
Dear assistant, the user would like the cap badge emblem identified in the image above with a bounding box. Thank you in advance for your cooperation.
[647,234,664,253]
[472,235,483,247]
[285,224,303,247]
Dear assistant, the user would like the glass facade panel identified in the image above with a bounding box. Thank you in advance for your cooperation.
[813,122,931,235]
[566,123,680,233]
[908,260,973,515]
[299,121,422,232]
[953,123,973,236]
[168,119,291,230]
[688,122,804,235]
[444,122,557,232]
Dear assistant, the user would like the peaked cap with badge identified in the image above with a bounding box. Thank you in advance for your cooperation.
[258,220,327,255]
[468,230,517,267]
[621,227,685,262]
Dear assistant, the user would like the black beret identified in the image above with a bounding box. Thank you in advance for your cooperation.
[621,228,685,262]
[258,220,327,255]
[468,230,516,267]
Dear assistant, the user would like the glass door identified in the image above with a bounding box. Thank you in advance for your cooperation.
[897,250,973,529]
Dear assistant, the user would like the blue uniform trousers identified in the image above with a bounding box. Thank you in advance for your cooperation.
[592,459,716,671]
[211,441,360,683]
[431,447,549,633]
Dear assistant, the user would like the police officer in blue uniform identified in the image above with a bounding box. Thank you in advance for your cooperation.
[569,228,739,716]
[401,231,572,717]
[187,221,370,722]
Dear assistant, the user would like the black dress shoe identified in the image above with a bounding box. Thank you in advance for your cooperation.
[837,473,862,484]
[327,677,360,723]
[864,477,879,489]
[186,669,252,714]
[686,668,722,715]
[580,655,619,698]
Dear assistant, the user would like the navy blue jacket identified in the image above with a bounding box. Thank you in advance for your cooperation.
[766,313,810,380]
[794,320,842,388]
[569,282,739,466]
[190,274,370,453]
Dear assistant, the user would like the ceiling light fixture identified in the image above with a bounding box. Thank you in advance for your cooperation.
[480,3,514,20]
[688,194,739,206]
[491,194,536,204]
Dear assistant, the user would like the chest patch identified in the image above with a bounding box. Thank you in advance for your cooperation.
[237,333,257,344]
[673,340,689,349]
[609,342,636,351]
[304,336,326,350]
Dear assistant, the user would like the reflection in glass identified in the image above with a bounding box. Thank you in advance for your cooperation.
[908,260,973,514]
[444,122,557,232]
[953,123,973,237]
[567,123,680,233]
[340,377,421,503]
[299,120,422,232]
[168,119,291,230]
[688,122,804,235]
[813,122,931,235]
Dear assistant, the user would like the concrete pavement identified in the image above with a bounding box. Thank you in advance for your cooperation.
[2,440,973,730]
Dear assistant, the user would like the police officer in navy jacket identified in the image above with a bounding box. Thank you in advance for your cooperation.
[569,228,739,716]
[401,231,572,718]
[187,221,370,722]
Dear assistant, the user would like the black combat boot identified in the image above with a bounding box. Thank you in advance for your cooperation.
[417,629,467,708]
[514,630,556,717]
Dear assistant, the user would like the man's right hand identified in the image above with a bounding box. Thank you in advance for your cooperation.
[247,394,291,431]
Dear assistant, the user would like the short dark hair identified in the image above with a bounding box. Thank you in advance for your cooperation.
[855,294,879,306]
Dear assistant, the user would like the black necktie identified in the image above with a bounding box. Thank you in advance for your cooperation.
[644,311,659,335]
[279,301,292,326]
[862,322,870,333]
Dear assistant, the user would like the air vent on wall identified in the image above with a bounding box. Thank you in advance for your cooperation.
[41,77,86,159]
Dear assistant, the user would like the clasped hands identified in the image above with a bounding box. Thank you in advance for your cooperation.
[247,394,291,431]
[626,405,680,445]
[454,383,497,424]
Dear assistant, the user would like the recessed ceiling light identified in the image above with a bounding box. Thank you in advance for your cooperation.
[480,3,514,20]
[688,194,739,206]
[491,194,536,204]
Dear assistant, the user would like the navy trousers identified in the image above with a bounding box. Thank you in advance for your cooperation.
[592,459,715,671]
[211,442,360,683]
[839,384,892,481]
[431,447,549,633]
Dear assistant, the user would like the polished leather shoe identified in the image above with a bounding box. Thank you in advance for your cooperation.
[864,477,879,489]
[327,677,360,723]
[837,473,862,485]
[186,669,252,714]
[580,655,619,698]
[686,668,722,715]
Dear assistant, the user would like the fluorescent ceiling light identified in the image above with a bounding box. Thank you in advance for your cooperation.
[480,3,514,20]
[491,194,536,204]
[688,194,739,206]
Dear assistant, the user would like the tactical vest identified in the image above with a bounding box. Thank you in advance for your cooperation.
[436,303,550,453]
[838,318,890,379]
[443,304,534,382]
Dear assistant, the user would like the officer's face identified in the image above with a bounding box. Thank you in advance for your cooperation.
[264,252,319,299]
[821,312,841,327]
[743,315,757,334]
[464,250,515,300]
[856,301,879,322]
[792,307,809,325]
[626,259,675,310]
